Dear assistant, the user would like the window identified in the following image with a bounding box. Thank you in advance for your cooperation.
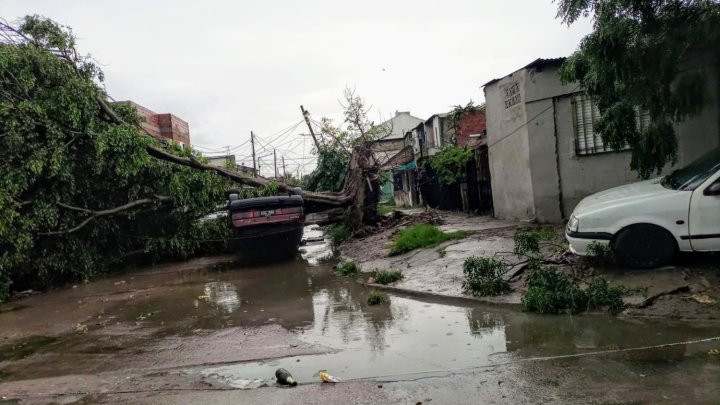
[572,94,648,156]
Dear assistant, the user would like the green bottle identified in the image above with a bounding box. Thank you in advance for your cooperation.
[275,368,297,386]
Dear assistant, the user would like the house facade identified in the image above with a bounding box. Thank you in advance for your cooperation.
[483,56,720,223]
[372,111,424,206]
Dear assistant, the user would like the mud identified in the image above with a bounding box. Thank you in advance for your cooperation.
[2,224,720,404]
[342,211,720,320]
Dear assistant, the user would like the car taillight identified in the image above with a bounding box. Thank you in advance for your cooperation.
[280,206,303,214]
[232,211,255,220]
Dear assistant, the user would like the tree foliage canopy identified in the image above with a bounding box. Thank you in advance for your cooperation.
[304,88,388,192]
[0,16,235,301]
[557,0,720,178]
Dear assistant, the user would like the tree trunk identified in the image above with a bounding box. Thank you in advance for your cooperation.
[341,143,380,228]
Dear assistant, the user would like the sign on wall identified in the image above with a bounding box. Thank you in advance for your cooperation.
[503,81,521,109]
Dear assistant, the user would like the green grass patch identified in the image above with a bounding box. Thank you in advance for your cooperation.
[389,224,468,256]
[326,223,352,247]
[367,291,388,305]
[372,270,404,285]
[377,204,396,216]
[335,261,359,277]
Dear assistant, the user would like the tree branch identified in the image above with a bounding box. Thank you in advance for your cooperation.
[41,196,173,236]
[95,95,351,207]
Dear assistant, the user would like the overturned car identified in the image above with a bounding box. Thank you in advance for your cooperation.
[228,188,305,258]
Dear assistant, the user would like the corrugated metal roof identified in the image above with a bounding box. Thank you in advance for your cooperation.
[481,57,567,88]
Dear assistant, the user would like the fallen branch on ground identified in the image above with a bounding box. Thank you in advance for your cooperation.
[634,285,690,309]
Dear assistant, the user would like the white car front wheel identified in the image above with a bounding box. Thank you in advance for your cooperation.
[612,224,677,269]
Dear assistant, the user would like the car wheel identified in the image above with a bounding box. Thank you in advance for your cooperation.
[612,224,676,269]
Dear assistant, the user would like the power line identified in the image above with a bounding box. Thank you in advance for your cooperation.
[487,85,581,150]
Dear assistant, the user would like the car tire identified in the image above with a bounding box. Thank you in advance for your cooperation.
[612,224,676,269]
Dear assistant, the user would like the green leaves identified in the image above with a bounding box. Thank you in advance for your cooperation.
[0,17,231,301]
[304,149,349,192]
[429,146,473,186]
[513,227,555,257]
[557,0,720,178]
[461,256,511,297]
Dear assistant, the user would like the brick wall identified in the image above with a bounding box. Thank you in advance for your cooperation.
[456,109,486,147]
[119,101,191,146]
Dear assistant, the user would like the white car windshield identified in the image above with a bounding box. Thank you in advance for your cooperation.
[661,147,720,191]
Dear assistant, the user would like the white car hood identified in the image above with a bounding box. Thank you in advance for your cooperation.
[574,177,676,216]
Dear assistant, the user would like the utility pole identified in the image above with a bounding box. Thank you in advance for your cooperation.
[273,149,278,179]
[250,131,257,177]
[300,105,321,152]
[282,156,287,183]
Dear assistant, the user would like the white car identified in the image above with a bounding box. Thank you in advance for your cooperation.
[566,147,720,268]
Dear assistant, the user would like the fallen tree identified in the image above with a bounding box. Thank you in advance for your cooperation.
[0,16,378,301]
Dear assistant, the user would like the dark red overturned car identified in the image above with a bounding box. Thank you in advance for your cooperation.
[227,188,305,258]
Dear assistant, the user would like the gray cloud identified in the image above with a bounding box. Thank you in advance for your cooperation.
[5,0,591,176]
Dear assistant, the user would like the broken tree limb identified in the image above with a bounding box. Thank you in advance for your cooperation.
[97,95,354,210]
[41,195,173,236]
[100,85,380,220]
[305,207,347,226]
[147,147,350,206]
[634,285,690,309]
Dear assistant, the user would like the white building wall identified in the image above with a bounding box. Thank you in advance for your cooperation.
[485,69,537,221]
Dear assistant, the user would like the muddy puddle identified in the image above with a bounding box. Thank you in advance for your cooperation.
[1,225,720,391]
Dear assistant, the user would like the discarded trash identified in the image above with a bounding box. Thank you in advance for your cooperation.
[709,349,720,355]
[320,371,340,383]
[197,295,210,301]
[74,323,88,334]
[114,280,126,286]
[688,294,717,305]
[275,368,297,386]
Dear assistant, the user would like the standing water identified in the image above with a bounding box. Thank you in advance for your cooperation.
[1,225,719,393]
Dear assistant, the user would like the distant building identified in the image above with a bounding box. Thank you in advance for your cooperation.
[421,113,454,156]
[119,101,191,147]
[456,106,486,148]
[378,111,425,141]
[206,155,256,176]
[206,155,236,168]
[371,111,424,206]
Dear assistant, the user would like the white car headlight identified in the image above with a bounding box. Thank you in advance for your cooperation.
[567,215,579,232]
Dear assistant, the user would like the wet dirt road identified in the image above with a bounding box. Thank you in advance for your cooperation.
[1,227,720,404]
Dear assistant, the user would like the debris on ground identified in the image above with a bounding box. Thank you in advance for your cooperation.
[74,323,88,334]
[709,349,719,355]
[275,368,297,387]
[320,370,340,383]
[688,294,717,305]
[355,209,445,238]
[12,290,39,299]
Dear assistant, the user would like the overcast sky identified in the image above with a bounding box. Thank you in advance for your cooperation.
[4,0,592,176]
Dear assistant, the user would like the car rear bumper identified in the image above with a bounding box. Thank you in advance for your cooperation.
[565,230,612,256]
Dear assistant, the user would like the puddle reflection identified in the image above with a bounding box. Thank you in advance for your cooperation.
[199,281,240,314]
